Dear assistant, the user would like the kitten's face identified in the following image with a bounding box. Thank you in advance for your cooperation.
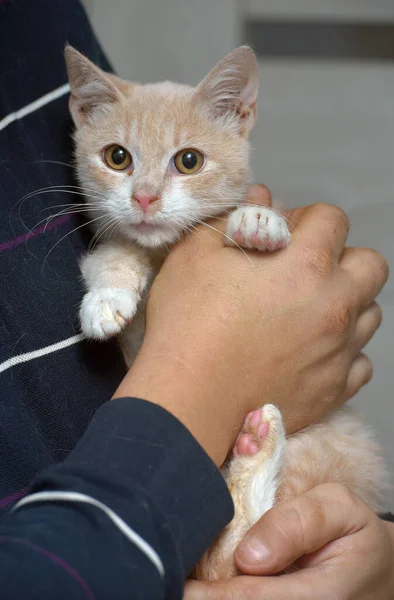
[66,47,258,248]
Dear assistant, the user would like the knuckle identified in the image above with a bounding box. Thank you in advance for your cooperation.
[318,359,347,400]
[354,248,390,295]
[311,203,350,232]
[320,483,358,511]
[246,183,272,206]
[302,246,334,278]
[221,584,242,600]
[362,355,374,384]
[367,249,389,284]
[339,486,360,515]
[330,205,350,232]
[372,302,383,327]
[300,495,326,532]
[376,306,383,327]
[255,183,272,200]
[272,503,305,554]
[365,365,374,385]
[325,297,354,334]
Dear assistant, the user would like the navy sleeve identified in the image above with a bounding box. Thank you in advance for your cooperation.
[0,398,234,599]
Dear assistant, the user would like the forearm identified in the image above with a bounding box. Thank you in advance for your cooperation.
[1,398,233,599]
[81,241,152,291]
[113,339,247,468]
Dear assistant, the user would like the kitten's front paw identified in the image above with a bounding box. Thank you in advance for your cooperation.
[226,206,290,251]
[80,288,138,340]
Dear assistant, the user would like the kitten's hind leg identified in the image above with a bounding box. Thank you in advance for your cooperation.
[195,405,286,581]
[226,206,290,251]
[230,404,286,526]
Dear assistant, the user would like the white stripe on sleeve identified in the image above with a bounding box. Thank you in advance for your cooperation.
[12,490,165,578]
[0,334,85,375]
[0,83,70,132]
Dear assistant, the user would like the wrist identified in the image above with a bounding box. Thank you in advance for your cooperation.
[113,342,240,467]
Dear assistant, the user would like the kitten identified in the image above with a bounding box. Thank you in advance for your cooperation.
[65,46,387,581]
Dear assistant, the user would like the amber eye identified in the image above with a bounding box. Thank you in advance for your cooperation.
[104,145,132,171]
[174,149,204,174]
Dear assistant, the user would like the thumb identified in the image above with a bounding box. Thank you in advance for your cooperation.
[234,483,368,575]
[243,184,272,207]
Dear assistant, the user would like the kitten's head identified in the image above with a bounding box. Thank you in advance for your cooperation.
[65,45,258,248]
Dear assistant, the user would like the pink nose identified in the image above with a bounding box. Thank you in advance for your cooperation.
[133,192,159,213]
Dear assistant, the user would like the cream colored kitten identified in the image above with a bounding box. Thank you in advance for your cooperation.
[65,46,387,581]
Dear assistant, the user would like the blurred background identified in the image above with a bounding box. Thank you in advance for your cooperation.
[82,0,394,508]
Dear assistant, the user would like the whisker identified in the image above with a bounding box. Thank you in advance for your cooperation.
[17,189,106,232]
[14,185,106,225]
[184,223,214,244]
[33,159,74,168]
[88,216,120,252]
[40,216,104,272]
[15,184,106,209]
[28,207,103,235]
[20,188,107,205]
[40,201,103,212]
[107,220,124,247]
[204,215,228,222]
[194,219,254,268]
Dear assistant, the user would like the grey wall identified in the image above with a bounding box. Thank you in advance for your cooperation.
[83,0,239,84]
[245,0,394,21]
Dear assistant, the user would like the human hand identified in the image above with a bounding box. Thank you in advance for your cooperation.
[184,483,394,599]
[114,186,388,466]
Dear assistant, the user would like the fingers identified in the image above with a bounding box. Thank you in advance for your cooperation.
[340,247,389,309]
[183,579,225,600]
[345,353,373,399]
[183,579,235,600]
[287,203,350,260]
[234,483,369,576]
[345,302,381,400]
[354,302,382,352]
[184,574,312,600]
[244,184,272,207]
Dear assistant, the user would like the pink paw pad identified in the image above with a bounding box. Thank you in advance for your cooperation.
[233,230,245,246]
[233,410,270,457]
[250,232,261,246]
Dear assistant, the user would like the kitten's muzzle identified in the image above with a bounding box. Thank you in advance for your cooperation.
[132,192,159,214]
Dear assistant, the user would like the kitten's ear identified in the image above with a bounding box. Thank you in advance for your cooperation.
[194,46,258,136]
[65,45,122,127]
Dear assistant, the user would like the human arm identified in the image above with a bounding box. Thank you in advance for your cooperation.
[0,398,232,600]
[185,483,394,599]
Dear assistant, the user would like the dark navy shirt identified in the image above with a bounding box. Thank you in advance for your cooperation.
[0,1,233,597]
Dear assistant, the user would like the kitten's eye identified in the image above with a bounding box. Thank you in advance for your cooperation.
[104,145,132,171]
[174,149,204,174]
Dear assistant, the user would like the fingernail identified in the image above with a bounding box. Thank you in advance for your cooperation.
[238,536,271,564]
